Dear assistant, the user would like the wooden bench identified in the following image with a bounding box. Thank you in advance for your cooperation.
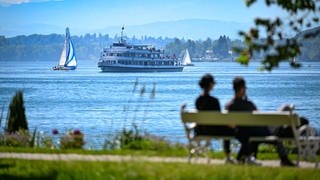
[180,105,320,167]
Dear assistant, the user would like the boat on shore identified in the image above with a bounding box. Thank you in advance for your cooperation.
[52,28,77,70]
[97,27,184,72]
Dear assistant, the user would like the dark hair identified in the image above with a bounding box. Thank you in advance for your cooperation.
[233,76,246,92]
[199,73,215,89]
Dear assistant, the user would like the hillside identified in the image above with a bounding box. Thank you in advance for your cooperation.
[1,19,251,40]
[0,26,319,61]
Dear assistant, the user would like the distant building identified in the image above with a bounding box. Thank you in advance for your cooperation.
[203,49,218,61]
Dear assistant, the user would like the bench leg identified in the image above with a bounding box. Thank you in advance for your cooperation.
[187,139,199,163]
[205,139,211,164]
[299,139,320,168]
[187,138,211,164]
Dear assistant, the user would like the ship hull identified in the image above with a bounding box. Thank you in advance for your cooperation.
[98,64,183,72]
[52,65,76,70]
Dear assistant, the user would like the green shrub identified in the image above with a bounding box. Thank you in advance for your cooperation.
[60,129,85,149]
[0,128,38,148]
[38,134,54,149]
[6,90,28,133]
[0,130,30,147]
[104,124,187,152]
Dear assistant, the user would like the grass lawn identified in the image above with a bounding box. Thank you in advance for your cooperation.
[0,145,318,179]
[0,159,319,180]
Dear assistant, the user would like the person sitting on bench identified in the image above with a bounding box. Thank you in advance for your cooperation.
[225,76,295,166]
[194,73,236,164]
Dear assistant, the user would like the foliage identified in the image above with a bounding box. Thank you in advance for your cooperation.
[1,28,319,64]
[0,105,4,132]
[103,123,186,152]
[6,90,28,133]
[118,79,185,151]
[1,159,320,180]
[38,133,55,149]
[238,0,320,71]
[165,36,238,59]
[0,130,30,147]
[0,34,173,61]
[59,129,85,149]
[118,124,142,149]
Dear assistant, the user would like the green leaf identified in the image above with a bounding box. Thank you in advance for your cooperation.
[245,0,257,7]
[236,53,249,65]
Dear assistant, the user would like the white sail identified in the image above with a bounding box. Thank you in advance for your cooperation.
[183,49,192,65]
[65,37,77,67]
[58,38,67,66]
[53,27,77,70]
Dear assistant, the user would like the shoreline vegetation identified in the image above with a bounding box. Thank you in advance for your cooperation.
[0,26,319,62]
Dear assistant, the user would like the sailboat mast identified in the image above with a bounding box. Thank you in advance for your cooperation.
[120,26,125,43]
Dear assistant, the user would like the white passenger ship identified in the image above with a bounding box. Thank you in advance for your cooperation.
[97,27,184,72]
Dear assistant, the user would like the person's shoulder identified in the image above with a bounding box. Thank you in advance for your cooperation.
[195,95,206,105]
[225,98,235,110]
[245,98,257,110]
[210,96,219,102]
[195,95,204,102]
[196,95,219,103]
[245,97,255,105]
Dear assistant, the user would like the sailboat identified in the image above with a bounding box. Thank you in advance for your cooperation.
[52,28,77,70]
[182,49,194,66]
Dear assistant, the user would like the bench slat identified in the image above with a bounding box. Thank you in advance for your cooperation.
[181,111,300,127]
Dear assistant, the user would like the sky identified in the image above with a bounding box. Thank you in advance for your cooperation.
[0,0,287,37]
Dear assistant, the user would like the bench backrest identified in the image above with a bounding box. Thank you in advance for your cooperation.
[181,110,300,127]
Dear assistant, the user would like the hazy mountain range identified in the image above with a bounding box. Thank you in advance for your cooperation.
[1,19,251,40]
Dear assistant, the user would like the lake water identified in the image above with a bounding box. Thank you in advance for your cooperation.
[0,60,319,149]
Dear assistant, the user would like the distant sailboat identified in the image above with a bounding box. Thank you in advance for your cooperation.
[290,56,299,67]
[182,49,194,66]
[52,28,77,70]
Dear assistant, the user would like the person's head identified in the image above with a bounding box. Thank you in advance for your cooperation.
[233,76,246,97]
[278,104,295,112]
[199,73,215,93]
